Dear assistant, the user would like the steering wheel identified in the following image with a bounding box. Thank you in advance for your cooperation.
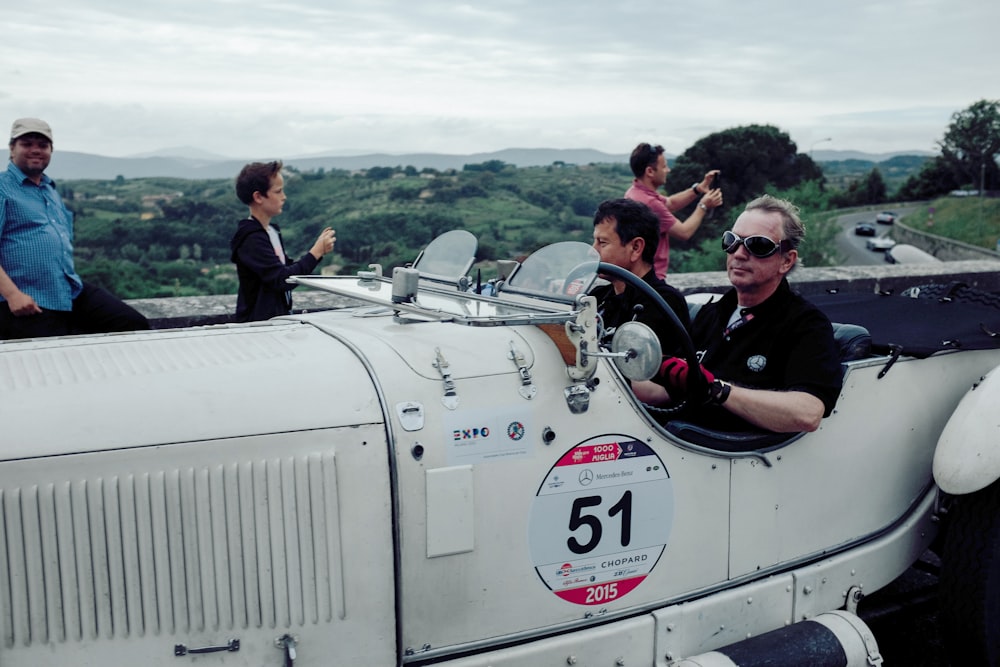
[594,262,708,414]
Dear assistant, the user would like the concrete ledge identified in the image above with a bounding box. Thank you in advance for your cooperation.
[667,259,1000,298]
[127,291,361,329]
[891,219,1000,263]
[130,259,1000,330]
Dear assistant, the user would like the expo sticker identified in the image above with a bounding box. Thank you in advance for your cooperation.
[527,436,673,605]
[443,406,533,465]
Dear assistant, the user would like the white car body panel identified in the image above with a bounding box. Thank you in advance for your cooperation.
[3,244,1000,666]
[934,365,1000,494]
[1,426,397,667]
[0,322,384,457]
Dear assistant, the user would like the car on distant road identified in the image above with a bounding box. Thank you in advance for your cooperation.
[867,236,897,251]
[876,211,897,224]
[885,243,940,264]
[854,222,877,236]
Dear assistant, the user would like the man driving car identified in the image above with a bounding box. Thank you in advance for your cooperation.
[646,195,842,433]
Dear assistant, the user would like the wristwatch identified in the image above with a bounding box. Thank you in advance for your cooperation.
[709,379,732,405]
[690,183,702,195]
[698,203,708,211]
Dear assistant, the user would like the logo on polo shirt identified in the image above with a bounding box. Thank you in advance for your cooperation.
[746,355,767,372]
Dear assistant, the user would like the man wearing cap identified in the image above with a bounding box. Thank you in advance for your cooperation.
[625,142,723,278]
[0,118,150,339]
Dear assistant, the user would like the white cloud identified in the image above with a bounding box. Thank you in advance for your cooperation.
[1,0,996,158]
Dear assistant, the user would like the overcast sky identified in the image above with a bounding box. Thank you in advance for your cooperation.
[2,0,997,160]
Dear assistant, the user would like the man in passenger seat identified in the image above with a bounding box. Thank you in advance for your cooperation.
[645,195,842,434]
[588,198,691,357]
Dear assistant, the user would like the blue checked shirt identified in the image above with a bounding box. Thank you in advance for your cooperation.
[0,161,83,311]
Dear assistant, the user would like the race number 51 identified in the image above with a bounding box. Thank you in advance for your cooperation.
[528,437,674,606]
[567,491,632,554]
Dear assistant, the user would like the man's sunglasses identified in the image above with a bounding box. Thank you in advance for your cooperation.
[637,143,664,163]
[722,230,794,258]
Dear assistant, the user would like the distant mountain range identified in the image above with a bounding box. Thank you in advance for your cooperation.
[44,147,933,181]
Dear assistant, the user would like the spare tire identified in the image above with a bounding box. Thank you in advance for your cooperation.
[940,479,1000,666]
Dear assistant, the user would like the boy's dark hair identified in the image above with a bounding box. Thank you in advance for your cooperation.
[235,160,283,205]
[629,142,665,178]
[593,198,659,265]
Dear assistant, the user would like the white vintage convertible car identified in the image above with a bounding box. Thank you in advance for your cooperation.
[3,231,1000,666]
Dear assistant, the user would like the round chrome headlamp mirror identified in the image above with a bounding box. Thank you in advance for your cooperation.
[611,321,662,381]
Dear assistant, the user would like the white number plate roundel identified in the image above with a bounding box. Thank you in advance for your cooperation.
[528,436,674,605]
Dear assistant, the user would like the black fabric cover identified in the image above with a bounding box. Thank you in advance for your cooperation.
[811,283,1000,358]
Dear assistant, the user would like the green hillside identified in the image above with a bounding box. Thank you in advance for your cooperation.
[821,155,930,193]
[57,156,974,300]
[902,196,1000,249]
[62,162,640,298]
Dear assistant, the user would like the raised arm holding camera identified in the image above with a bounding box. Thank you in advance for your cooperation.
[624,142,723,278]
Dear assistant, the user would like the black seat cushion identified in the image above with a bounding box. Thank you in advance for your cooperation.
[664,420,800,452]
[831,322,871,361]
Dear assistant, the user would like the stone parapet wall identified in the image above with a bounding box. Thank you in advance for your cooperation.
[130,259,1000,330]
[891,218,1000,262]
[127,291,359,329]
[671,259,1000,297]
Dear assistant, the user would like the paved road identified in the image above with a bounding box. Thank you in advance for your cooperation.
[834,206,922,266]
[859,551,951,665]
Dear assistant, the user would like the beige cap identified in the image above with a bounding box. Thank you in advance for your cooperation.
[10,118,53,142]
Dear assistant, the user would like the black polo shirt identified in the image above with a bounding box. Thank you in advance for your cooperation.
[688,279,842,431]
[590,270,690,357]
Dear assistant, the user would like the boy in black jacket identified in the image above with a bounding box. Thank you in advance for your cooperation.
[230,161,335,322]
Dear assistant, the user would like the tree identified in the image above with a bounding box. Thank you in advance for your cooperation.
[939,99,1000,191]
[463,160,508,173]
[833,168,888,207]
[667,124,826,243]
[366,166,395,180]
[119,243,143,263]
[863,168,887,204]
[896,158,961,200]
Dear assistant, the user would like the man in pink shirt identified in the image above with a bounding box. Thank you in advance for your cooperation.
[624,142,723,277]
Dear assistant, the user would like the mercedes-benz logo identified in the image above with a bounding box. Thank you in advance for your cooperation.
[578,469,594,486]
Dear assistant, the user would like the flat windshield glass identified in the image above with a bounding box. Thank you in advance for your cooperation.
[290,236,598,325]
[504,242,600,303]
[412,229,477,283]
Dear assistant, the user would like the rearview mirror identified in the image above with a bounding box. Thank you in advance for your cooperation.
[610,321,662,381]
